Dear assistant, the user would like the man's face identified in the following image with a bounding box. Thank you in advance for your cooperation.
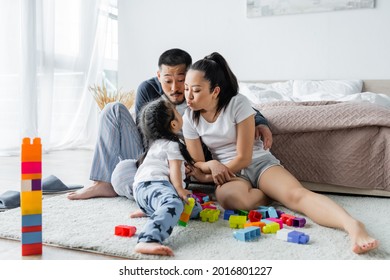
[157,64,187,105]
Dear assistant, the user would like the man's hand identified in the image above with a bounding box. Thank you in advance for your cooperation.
[255,124,273,150]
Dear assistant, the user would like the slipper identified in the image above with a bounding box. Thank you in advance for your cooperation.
[42,175,83,194]
[0,190,20,211]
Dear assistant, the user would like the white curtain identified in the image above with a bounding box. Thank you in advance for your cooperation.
[0,0,110,156]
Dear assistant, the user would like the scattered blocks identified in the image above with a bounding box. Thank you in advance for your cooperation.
[115,225,136,237]
[276,228,310,244]
[233,226,261,242]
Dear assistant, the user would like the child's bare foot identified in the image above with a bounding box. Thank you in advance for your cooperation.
[67,181,117,200]
[135,242,174,256]
[348,220,379,254]
[130,209,146,218]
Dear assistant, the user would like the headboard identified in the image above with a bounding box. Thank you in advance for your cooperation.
[240,80,390,96]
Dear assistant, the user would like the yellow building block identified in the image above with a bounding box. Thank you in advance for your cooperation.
[21,191,42,215]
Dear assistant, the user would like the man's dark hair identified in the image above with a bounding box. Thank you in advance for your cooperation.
[158,48,192,70]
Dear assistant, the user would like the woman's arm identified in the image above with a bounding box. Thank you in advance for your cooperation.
[224,115,255,173]
[169,159,191,202]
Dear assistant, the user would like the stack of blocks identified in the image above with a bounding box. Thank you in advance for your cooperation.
[178,197,195,227]
[21,137,43,256]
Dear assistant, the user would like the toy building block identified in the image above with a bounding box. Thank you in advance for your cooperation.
[276,228,310,244]
[257,206,270,218]
[244,221,266,230]
[178,197,195,227]
[229,215,247,229]
[233,226,261,242]
[201,204,217,210]
[261,219,280,234]
[248,210,262,222]
[191,192,208,204]
[267,206,278,218]
[21,137,42,256]
[266,218,283,229]
[237,210,249,217]
[276,210,284,218]
[223,209,236,220]
[280,213,306,227]
[200,208,220,223]
[115,225,136,237]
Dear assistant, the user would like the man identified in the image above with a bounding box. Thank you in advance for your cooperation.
[68,48,272,200]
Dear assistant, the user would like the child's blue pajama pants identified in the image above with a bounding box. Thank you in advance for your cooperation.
[134,180,202,244]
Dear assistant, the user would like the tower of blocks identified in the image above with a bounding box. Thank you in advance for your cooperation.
[21,137,42,256]
[178,197,195,227]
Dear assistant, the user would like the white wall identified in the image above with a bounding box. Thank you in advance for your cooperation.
[118,0,390,91]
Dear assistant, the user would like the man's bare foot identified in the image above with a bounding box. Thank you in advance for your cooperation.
[135,242,174,256]
[130,209,146,218]
[67,181,117,200]
[348,220,379,254]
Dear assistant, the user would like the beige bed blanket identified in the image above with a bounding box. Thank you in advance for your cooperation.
[254,101,390,192]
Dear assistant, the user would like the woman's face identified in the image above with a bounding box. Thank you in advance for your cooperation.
[184,69,215,112]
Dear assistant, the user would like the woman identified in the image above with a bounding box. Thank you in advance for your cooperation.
[182,52,378,254]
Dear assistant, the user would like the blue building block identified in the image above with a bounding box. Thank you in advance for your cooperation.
[233,226,261,241]
[224,209,236,220]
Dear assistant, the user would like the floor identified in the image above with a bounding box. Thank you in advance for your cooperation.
[0,149,123,260]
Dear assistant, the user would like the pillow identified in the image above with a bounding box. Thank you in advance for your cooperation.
[239,81,294,104]
[292,80,363,99]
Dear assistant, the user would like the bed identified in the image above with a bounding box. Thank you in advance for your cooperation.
[239,79,390,197]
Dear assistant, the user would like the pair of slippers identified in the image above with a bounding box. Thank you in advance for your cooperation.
[0,175,83,211]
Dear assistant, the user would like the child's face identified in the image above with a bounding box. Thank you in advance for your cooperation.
[171,108,183,134]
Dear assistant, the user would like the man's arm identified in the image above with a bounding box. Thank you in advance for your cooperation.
[253,107,268,126]
[135,78,162,124]
[253,107,273,150]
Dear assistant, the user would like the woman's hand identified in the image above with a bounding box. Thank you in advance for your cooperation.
[255,124,273,150]
[208,160,235,186]
[185,164,208,182]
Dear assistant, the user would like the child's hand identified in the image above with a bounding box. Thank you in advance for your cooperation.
[178,189,192,203]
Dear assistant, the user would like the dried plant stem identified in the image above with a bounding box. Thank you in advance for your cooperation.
[89,82,135,110]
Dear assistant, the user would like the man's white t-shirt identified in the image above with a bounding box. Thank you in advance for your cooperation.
[182,94,270,164]
[133,139,186,186]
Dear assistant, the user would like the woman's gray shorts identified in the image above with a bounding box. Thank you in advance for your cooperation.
[238,153,281,188]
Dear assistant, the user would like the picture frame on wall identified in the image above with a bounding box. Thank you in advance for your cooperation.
[247,0,375,18]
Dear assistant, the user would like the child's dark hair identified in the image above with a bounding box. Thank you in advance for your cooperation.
[158,48,192,70]
[136,98,194,167]
[190,52,238,124]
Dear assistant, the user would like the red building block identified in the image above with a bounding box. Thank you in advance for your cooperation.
[115,225,136,237]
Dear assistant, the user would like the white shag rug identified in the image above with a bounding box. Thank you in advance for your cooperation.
[0,194,389,260]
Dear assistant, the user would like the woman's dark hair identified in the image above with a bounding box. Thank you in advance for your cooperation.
[190,52,238,124]
[136,98,194,167]
[158,48,192,70]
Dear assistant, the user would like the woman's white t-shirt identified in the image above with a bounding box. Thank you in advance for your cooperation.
[133,139,186,186]
[182,94,270,164]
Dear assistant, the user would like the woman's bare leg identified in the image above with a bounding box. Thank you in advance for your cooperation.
[259,166,378,254]
[215,177,269,210]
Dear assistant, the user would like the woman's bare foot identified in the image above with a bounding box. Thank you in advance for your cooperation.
[347,220,379,254]
[67,181,117,200]
[135,242,174,256]
[130,209,146,218]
